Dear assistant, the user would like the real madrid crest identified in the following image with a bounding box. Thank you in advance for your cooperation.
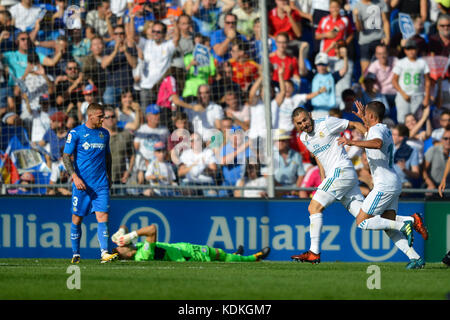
[99,132,104,139]
[319,131,325,138]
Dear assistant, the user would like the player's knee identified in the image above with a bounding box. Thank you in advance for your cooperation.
[308,201,323,215]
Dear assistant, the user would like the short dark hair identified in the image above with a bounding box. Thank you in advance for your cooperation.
[152,21,167,34]
[87,103,104,114]
[395,123,409,138]
[366,101,385,120]
[291,106,309,120]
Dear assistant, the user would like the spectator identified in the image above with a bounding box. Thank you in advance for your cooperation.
[133,104,169,184]
[232,0,260,40]
[110,0,134,21]
[7,171,38,195]
[269,32,301,84]
[392,39,431,124]
[423,128,450,195]
[340,89,362,123]
[177,131,218,196]
[272,128,305,196]
[210,12,248,63]
[404,107,432,164]
[22,92,50,144]
[210,60,242,104]
[101,24,138,106]
[77,84,100,123]
[390,0,428,25]
[431,110,450,143]
[9,0,42,32]
[86,0,115,42]
[0,111,30,152]
[190,0,235,38]
[186,84,223,144]
[48,150,71,196]
[182,34,215,102]
[326,40,353,107]
[234,162,267,198]
[138,20,179,109]
[81,36,107,96]
[268,0,302,43]
[102,105,136,195]
[143,141,178,196]
[171,14,195,93]
[218,126,252,196]
[228,39,259,91]
[352,0,390,73]
[391,15,427,58]
[116,89,142,131]
[38,111,68,168]
[148,0,182,32]
[0,9,16,52]
[360,72,390,114]
[392,123,421,188]
[20,52,54,126]
[310,48,348,118]
[247,17,277,64]
[223,90,250,132]
[54,60,87,118]
[428,14,450,56]
[365,44,398,120]
[314,0,354,61]
[169,111,191,165]
[298,156,321,199]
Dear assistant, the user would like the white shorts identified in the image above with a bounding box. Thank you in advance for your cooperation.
[312,167,364,210]
[361,188,401,216]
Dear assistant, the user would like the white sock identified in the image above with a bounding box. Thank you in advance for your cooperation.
[395,215,414,223]
[385,230,420,260]
[101,249,108,257]
[309,213,323,254]
[359,215,403,231]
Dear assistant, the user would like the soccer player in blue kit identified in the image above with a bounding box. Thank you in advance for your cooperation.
[63,103,118,263]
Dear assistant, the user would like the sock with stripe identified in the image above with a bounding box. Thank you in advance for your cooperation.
[358,215,403,231]
[309,213,323,254]
[97,222,109,254]
[385,229,420,260]
[70,223,82,256]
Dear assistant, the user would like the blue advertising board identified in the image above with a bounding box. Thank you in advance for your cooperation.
[0,197,425,262]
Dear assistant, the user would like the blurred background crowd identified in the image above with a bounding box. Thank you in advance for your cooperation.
[0,0,449,198]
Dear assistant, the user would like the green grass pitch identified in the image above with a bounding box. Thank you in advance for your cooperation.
[0,259,449,300]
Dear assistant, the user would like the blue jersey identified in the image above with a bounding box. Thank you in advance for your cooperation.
[63,124,111,190]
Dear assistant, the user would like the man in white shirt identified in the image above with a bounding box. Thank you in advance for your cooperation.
[186,84,224,144]
[133,104,169,185]
[338,101,428,269]
[139,20,180,108]
[9,0,42,32]
[290,107,367,263]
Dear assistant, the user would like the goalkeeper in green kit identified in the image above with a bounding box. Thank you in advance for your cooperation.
[111,224,270,262]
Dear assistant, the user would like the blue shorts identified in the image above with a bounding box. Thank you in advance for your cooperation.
[71,186,110,216]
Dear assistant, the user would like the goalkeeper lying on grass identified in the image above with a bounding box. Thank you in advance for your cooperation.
[111,224,270,262]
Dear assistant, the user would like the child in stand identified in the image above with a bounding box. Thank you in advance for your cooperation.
[143,141,178,197]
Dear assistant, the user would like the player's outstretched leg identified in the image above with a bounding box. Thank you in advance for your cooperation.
[253,247,271,261]
[384,229,423,269]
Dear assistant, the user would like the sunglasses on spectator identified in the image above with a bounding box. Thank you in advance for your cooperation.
[442,137,450,141]
[225,21,237,25]
[19,38,29,41]
[152,30,164,34]
[104,115,116,119]
[438,24,450,28]
[115,32,125,35]
[67,66,78,70]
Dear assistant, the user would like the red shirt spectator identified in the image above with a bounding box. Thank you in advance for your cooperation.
[268,0,302,40]
[269,33,300,82]
[315,14,354,57]
[229,58,259,90]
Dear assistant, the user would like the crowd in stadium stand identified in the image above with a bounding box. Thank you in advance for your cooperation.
[0,0,449,198]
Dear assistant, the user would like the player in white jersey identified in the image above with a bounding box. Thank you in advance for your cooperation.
[338,101,428,269]
[290,107,367,263]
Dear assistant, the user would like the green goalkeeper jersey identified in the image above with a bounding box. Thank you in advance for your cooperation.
[133,241,213,262]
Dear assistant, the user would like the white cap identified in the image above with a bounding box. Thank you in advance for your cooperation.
[314,52,329,65]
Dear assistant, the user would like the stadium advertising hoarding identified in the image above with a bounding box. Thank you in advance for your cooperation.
[0,197,425,262]
[424,201,450,262]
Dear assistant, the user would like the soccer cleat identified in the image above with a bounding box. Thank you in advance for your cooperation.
[71,255,81,264]
[101,252,118,263]
[233,245,244,255]
[411,213,428,240]
[254,247,271,261]
[291,250,321,264]
[405,257,425,270]
[111,228,126,245]
[442,251,450,267]
[400,221,414,247]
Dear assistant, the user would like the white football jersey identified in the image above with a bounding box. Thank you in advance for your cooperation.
[365,123,402,192]
[299,116,354,177]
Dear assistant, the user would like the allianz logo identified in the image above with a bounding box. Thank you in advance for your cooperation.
[0,211,397,261]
